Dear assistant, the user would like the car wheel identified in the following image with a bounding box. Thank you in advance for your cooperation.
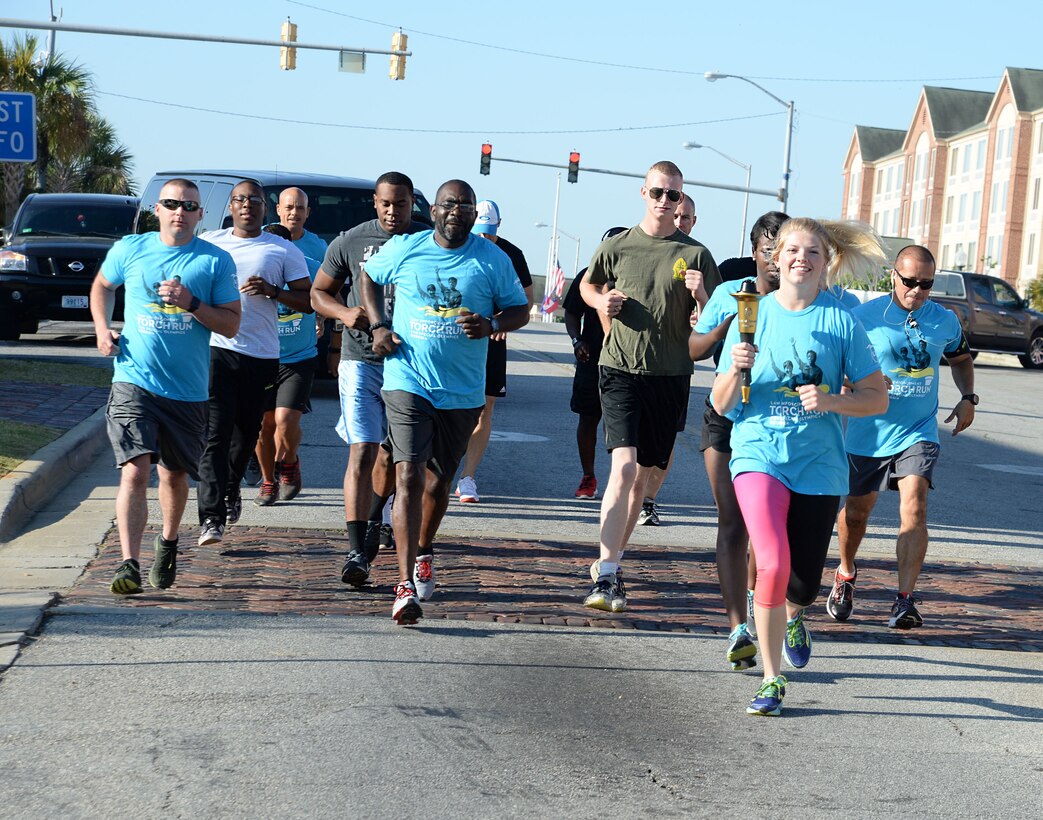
[1018,332,1043,369]
[0,327,20,341]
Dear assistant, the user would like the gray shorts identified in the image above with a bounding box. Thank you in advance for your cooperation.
[847,440,940,496]
[105,381,207,479]
[381,390,482,480]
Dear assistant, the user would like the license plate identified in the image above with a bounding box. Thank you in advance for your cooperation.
[62,295,89,309]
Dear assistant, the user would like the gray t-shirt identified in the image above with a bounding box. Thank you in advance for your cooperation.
[321,219,428,364]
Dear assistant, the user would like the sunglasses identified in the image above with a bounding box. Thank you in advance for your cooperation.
[648,187,682,203]
[231,194,265,205]
[894,271,934,291]
[434,201,477,213]
[158,198,201,212]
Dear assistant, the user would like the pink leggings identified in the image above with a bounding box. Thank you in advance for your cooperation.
[733,472,840,609]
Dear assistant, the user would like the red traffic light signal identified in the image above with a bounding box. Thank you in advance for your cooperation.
[567,151,580,183]
[480,143,492,175]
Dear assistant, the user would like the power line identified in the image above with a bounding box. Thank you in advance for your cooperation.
[97,89,783,135]
[284,1,996,84]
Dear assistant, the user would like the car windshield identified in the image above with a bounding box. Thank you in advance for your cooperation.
[261,185,432,245]
[17,202,138,239]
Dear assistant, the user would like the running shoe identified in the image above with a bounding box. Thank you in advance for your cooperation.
[456,475,479,503]
[746,589,757,638]
[826,564,858,622]
[379,523,395,551]
[888,595,924,630]
[637,499,660,526]
[727,623,758,671]
[574,474,598,499]
[392,581,422,625]
[198,518,224,547]
[148,535,178,590]
[589,558,602,582]
[277,458,302,501]
[610,569,627,613]
[413,554,435,601]
[226,488,242,525]
[254,480,278,507]
[783,608,812,669]
[110,558,142,595]
[584,575,617,612]
[340,550,370,587]
[746,675,787,717]
[243,454,262,487]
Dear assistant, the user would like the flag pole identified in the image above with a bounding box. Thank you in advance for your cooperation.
[543,172,562,322]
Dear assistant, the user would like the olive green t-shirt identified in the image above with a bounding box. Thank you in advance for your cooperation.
[586,226,721,375]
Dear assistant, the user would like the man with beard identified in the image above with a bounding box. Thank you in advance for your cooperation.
[361,180,530,624]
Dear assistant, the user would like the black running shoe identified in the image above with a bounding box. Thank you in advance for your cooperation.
[148,535,178,590]
[243,454,262,487]
[379,523,395,551]
[341,550,370,586]
[226,489,242,525]
[110,559,142,595]
[584,576,616,611]
[888,595,923,629]
[363,521,382,563]
[826,565,857,622]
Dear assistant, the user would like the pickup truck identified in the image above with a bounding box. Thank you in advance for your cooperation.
[932,269,1043,369]
[0,192,138,340]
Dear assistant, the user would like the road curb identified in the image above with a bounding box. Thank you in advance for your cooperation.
[0,407,107,544]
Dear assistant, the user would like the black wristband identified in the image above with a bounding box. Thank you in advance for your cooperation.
[188,295,201,313]
[571,337,582,347]
[371,320,392,332]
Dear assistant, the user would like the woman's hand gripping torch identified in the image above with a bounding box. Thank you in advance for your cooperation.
[731,280,761,404]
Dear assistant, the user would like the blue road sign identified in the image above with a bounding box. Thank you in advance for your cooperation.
[0,92,37,163]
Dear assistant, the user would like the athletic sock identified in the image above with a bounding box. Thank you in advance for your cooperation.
[345,520,366,552]
[368,491,392,522]
[418,543,434,557]
[837,569,856,582]
[159,536,178,548]
[598,560,618,579]
[896,591,913,600]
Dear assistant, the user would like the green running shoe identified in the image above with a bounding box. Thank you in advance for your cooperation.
[148,535,178,590]
[110,559,142,595]
[746,675,787,716]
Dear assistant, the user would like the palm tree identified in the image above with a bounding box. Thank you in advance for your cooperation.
[50,114,136,195]
[0,34,94,222]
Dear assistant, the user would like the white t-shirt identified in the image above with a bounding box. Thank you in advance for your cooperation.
[201,228,310,359]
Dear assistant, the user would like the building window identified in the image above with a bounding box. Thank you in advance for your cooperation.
[977,139,986,170]
[1034,179,1041,211]
[893,206,900,230]
[991,182,999,214]
[876,169,883,191]
[1028,233,1037,267]
[1006,126,1015,159]
[945,196,954,223]
[959,193,967,222]
[996,130,1005,160]
[968,241,977,269]
[886,166,893,192]
[1000,180,1009,214]
[962,145,971,173]
[897,161,905,190]
[882,211,890,235]
[942,245,950,267]
[950,148,959,176]
[972,190,982,219]
[1038,125,1043,153]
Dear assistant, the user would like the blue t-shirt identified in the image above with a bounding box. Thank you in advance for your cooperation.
[694,278,749,334]
[845,295,964,457]
[103,233,239,402]
[715,291,881,495]
[364,231,528,409]
[277,229,328,364]
[825,284,861,311]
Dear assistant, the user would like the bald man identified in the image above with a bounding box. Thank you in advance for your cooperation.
[251,188,329,506]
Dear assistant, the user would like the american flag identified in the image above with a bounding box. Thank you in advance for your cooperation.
[541,258,565,315]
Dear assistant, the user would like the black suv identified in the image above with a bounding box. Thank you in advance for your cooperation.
[0,193,139,340]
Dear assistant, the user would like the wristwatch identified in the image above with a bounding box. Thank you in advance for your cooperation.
[961,393,979,405]
[490,316,501,335]
[571,337,582,347]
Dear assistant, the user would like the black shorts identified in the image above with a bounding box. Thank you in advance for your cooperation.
[699,394,733,453]
[263,359,315,413]
[485,338,507,398]
[381,390,483,480]
[105,381,207,479]
[570,360,602,418]
[676,379,691,432]
[848,440,940,495]
[598,367,689,469]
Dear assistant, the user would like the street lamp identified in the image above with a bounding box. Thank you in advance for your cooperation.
[704,71,794,213]
[683,140,751,257]
[535,221,581,278]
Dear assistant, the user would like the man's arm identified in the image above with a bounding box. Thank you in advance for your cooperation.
[457,303,530,340]
[943,352,975,435]
[361,269,398,357]
[689,316,734,361]
[311,269,369,330]
[157,276,241,338]
[90,273,121,356]
[242,275,311,313]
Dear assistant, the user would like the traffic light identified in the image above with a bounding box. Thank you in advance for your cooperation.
[567,151,580,183]
[280,17,297,71]
[389,31,408,80]
[480,143,492,176]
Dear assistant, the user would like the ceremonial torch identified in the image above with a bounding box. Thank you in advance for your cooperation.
[731,280,761,404]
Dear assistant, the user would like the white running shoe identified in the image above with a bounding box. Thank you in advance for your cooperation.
[413,554,435,600]
[456,475,479,503]
[392,581,422,625]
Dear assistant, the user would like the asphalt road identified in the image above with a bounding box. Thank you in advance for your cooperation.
[1,319,1042,817]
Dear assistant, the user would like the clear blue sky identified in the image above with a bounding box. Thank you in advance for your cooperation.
[4,0,1040,282]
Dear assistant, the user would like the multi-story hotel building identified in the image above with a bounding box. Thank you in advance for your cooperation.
[842,67,1043,292]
